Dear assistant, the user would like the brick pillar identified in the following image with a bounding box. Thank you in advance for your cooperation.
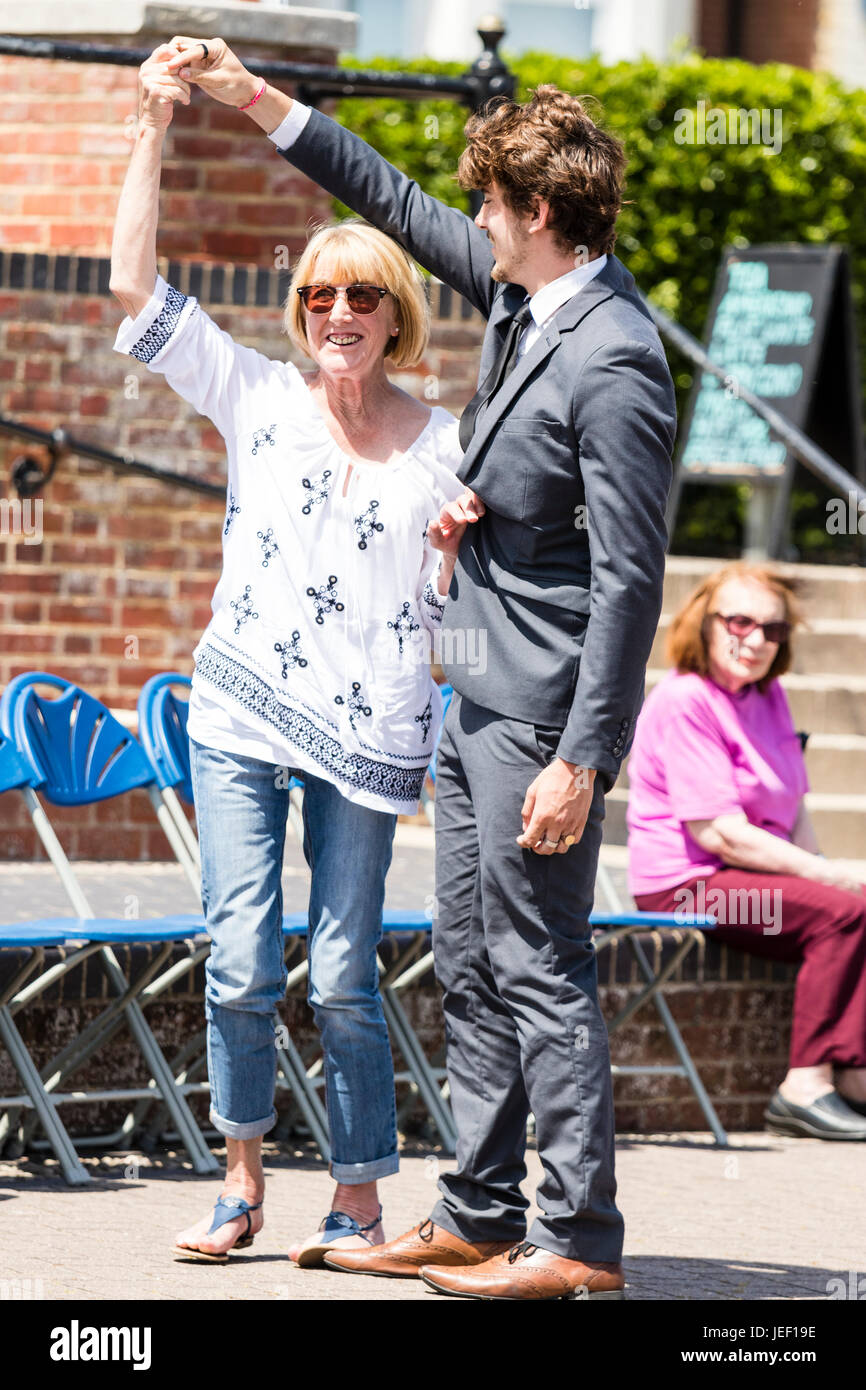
[0,6,485,861]
[698,0,820,67]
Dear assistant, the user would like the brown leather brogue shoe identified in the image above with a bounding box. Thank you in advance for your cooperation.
[420,1241,626,1300]
[322,1218,515,1277]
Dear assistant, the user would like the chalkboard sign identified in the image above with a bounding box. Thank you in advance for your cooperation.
[668,244,865,555]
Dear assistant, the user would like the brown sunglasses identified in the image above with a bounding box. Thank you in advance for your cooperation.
[713,612,791,644]
[296,283,389,314]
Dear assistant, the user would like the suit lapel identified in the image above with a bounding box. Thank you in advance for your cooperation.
[457,326,561,482]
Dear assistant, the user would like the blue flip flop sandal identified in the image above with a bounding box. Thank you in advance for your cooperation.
[293,1207,383,1268]
[172,1194,263,1264]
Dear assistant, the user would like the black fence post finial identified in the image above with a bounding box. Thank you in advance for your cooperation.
[464,15,514,113]
[463,17,514,218]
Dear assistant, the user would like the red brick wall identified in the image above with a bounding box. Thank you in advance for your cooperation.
[0,51,330,259]
[698,0,820,68]
[0,939,796,1136]
[0,52,485,862]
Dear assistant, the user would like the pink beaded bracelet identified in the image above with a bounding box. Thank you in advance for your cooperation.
[238,78,266,111]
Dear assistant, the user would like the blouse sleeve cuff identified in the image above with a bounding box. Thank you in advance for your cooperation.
[113,273,198,366]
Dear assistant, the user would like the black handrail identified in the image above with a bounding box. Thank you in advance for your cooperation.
[0,416,224,500]
[0,21,515,109]
[2,23,862,515]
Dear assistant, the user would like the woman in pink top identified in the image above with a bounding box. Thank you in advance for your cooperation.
[627,562,866,1140]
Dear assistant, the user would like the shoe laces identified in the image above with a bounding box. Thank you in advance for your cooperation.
[418,1219,435,1243]
[507,1241,538,1264]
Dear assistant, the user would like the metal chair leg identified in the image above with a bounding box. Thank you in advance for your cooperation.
[628,934,729,1146]
[0,1004,92,1185]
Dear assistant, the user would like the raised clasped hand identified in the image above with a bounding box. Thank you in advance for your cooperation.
[162,36,257,108]
[138,44,192,130]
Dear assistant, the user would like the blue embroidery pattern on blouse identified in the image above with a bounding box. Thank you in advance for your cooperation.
[257,528,278,567]
[129,285,194,364]
[414,696,433,743]
[388,601,421,656]
[353,499,384,550]
[251,424,277,455]
[335,681,372,731]
[224,490,241,536]
[422,581,446,625]
[274,630,307,677]
[229,584,259,634]
[306,575,345,626]
[301,468,332,514]
[195,642,426,804]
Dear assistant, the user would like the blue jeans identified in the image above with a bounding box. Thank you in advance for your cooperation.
[189,737,400,1183]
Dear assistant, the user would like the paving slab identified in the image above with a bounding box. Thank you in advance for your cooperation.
[1,1132,862,1302]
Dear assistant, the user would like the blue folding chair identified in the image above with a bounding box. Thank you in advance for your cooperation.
[280,910,458,1154]
[0,731,97,1183]
[136,672,306,858]
[0,672,218,1180]
[592,860,727,1144]
[411,681,727,1143]
[136,673,200,885]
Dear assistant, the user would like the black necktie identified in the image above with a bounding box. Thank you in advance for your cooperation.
[458,300,533,452]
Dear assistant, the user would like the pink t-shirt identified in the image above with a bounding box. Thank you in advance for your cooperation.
[626,669,809,896]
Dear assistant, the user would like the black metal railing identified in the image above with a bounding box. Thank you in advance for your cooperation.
[0,416,224,500]
[0,18,515,111]
[645,300,866,506]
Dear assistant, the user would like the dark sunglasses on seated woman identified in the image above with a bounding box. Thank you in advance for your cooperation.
[713,612,791,644]
[296,283,389,314]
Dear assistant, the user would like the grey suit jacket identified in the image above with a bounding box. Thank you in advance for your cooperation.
[278,108,676,783]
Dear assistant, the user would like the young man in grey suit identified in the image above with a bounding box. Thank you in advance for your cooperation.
[166,37,676,1301]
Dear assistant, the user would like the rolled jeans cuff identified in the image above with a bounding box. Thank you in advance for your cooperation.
[209,1105,277,1140]
[329,1151,400,1184]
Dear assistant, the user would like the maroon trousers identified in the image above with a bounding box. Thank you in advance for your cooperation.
[635,870,866,1069]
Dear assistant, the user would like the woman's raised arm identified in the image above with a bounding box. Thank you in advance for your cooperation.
[109,45,191,319]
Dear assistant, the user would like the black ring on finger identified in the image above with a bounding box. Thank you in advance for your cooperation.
[199,42,209,61]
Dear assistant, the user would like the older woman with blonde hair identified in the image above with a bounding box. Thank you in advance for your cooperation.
[110,45,470,1263]
[626,562,866,1140]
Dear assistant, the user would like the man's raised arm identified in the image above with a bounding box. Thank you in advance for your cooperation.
[165,38,497,318]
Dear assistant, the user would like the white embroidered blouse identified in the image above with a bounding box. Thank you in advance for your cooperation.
[113,274,464,815]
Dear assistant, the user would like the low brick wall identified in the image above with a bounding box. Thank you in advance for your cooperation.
[0,932,796,1144]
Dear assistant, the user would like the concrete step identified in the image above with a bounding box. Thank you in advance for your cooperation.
[803,734,866,796]
[649,615,866,679]
[603,786,866,860]
[620,732,866,798]
[662,555,866,622]
[644,669,866,738]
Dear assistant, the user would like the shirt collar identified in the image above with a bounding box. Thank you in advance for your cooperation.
[527,254,608,329]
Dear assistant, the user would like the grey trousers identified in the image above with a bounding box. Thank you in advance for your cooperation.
[430,691,624,1262]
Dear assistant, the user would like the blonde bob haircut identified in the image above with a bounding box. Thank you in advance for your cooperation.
[665,561,806,695]
[284,219,430,369]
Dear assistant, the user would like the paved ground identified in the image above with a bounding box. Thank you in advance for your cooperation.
[2,842,863,1304]
[1,1132,862,1301]
[0,826,634,923]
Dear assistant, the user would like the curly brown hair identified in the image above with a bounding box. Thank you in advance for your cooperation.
[457,85,627,256]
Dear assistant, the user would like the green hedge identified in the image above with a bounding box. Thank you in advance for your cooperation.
[332,52,866,561]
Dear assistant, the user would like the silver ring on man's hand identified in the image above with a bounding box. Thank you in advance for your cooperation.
[542,837,560,849]
[199,42,209,60]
